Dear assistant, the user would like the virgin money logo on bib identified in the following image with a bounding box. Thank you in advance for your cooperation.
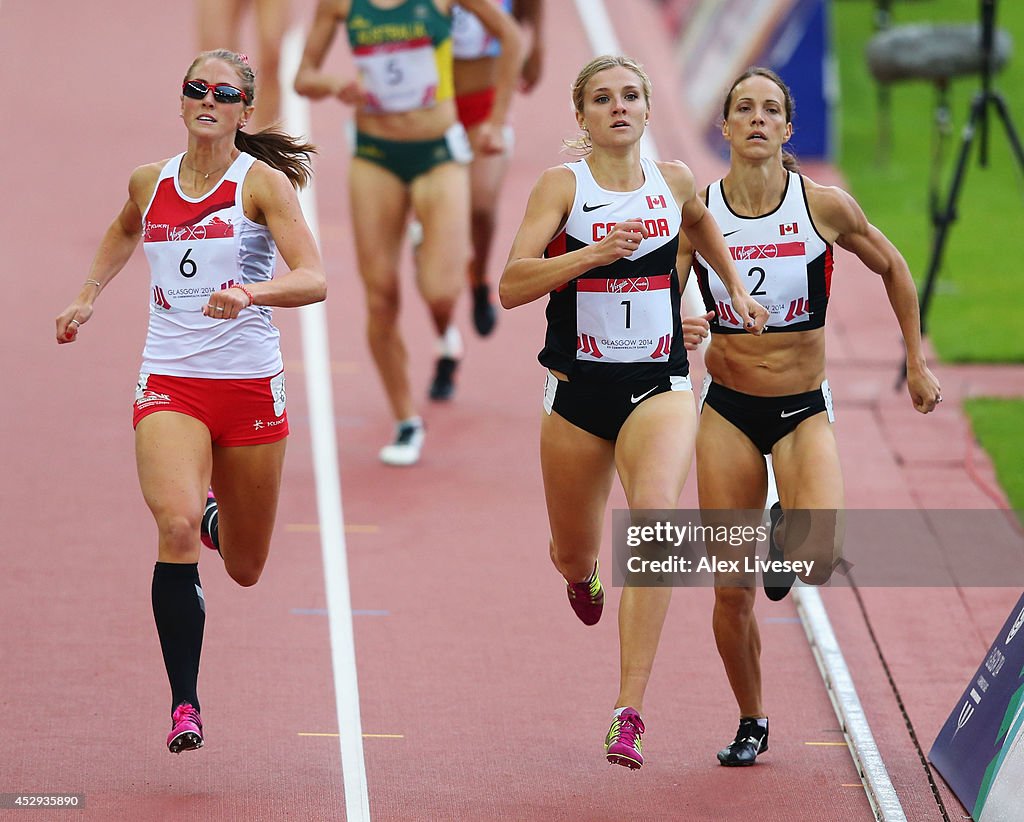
[609,278,651,293]
[730,241,804,261]
[146,216,234,243]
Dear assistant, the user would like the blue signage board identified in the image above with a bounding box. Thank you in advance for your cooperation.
[930,592,1024,821]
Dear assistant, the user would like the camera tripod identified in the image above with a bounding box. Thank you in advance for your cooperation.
[916,0,1024,338]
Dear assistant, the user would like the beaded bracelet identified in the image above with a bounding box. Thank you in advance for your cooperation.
[83,279,101,289]
[232,284,255,306]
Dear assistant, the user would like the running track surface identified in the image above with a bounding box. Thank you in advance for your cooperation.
[2,1,1021,820]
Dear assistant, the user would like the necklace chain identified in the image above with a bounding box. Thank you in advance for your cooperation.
[183,154,232,181]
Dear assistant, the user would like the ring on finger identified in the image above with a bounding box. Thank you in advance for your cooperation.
[69,319,81,327]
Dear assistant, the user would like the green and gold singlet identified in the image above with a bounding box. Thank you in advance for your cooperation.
[347,0,454,114]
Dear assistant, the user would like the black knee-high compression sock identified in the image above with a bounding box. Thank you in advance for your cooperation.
[152,562,206,713]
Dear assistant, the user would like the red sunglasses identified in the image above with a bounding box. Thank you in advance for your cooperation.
[182,79,248,105]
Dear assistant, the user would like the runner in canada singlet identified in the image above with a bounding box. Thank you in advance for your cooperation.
[693,170,832,334]
[539,157,687,383]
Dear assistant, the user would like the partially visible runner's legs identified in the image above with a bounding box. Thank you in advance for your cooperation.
[412,161,470,406]
[608,390,696,769]
[153,561,206,753]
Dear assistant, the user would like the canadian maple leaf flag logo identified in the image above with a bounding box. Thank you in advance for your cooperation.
[647,195,666,209]
[779,222,798,235]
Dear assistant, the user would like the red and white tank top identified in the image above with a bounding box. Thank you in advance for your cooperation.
[140,152,282,378]
[539,157,687,383]
[693,171,832,333]
[451,0,511,60]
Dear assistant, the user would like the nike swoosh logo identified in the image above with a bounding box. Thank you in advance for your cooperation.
[631,386,658,404]
[780,407,810,419]
[723,229,743,237]
[583,202,612,212]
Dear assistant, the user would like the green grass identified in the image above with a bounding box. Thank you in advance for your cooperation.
[832,0,1024,362]
[833,1,1024,511]
[964,398,1024,517]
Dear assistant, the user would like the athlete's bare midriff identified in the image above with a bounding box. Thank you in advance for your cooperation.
[704,327,826,396]
[355,99,459,141]
[453,56,498,95]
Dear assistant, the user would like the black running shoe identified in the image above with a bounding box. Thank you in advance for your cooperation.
[428,356,459,401]
[471,284,497,337]
[200,490,221,556]
[763,502,795,601]
[717,717,768,766]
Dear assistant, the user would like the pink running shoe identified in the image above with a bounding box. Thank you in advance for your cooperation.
[200,491,219,553]
[566,561,604,626]
[605,708,645,769]
[167,702,204,754]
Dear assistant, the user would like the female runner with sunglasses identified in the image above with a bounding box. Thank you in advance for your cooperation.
[294,0,521,466]
[500,55,767,769]
[55,49,326,754]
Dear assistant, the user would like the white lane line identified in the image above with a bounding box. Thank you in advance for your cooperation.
[281,27,371,822]
[574,3,905,819]
[570,0,661,161]
[795,588,908,821]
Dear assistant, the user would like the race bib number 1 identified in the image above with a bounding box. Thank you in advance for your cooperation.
[576,275,673,363]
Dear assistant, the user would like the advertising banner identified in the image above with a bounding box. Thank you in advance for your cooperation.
[930,592,1024,822]
[669,0,832,160]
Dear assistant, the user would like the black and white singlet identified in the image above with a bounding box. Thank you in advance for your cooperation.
[539,157,687,383]
[693,171,832,334]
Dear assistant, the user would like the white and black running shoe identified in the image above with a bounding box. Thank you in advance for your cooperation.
[379,419,425,467]
[718,717,769,766]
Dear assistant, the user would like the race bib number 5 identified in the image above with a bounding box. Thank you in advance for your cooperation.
[354,39,440,113]
[576,275,673,363]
